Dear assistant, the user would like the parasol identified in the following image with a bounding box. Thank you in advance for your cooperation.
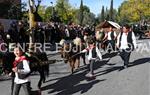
[96,20,121,29]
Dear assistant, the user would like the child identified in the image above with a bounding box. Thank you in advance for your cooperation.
[81,37,102,77]
[12,47,31,95]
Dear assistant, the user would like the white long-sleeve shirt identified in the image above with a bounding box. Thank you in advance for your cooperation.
[107,31,117,40]
[14,60,30,84]
[65,29,70,37]
[81,46,102,60]
[116,32,137,50]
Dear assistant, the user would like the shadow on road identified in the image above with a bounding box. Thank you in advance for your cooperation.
[40,59,108,95]
[129,57,150,67]
[41,55,150,95]
[31,90,41,95]
[41,69,106,95]
[102,52,118,59]
[95,57,150,77]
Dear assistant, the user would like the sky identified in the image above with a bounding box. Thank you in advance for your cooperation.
[22,0,125,16]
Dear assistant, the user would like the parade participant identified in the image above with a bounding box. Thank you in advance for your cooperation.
[12,47,31,95]
[81,36,102,77]
[104,25,117,53]
[95,29,105,50]
[116,24,137,68]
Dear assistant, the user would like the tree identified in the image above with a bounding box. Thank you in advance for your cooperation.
[109,0,114,21]
[33,0,43,22]
[0,0,27,19]
[82,12,95,26]
[44,6,53,21]
[21,2,28,20]
[79,0,84,25]
[38,6,46,21]
[105,7,109,20]
[76,5,95,26]
[28,0,36,52]
[118,0,150,23]
[100,6,105,22]
[55,0,72,23]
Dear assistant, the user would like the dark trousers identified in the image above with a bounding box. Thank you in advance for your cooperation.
[120,49,131,66]
[14,82,31,95]
[107,40,116,53]
[87,60,95,74]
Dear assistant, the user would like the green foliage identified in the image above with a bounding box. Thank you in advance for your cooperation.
[118,0,150,23]
[79,0,84,25]
[55,0,72,23]
[19,0,96,24]
[109,0,114,21]
[98,6,117,24]
[0,1,25,19]
[100,6,105,22]
[0,1,11,19]
[44,6,53,21]
[105,7,109,21]
[21,2,28,19]
[76,4,95,26]
[82,12,95,26]
[38,6,46,21]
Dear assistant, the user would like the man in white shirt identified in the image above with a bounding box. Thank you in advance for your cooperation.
[116,24,137,68]
[104,26,117,53]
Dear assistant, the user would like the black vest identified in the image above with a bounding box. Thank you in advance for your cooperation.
[119,32,134,50]
[17,61,30,79]
[87,47,97,58]
[110,31,115,40]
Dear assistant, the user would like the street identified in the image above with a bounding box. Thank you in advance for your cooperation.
[0,39,150,95]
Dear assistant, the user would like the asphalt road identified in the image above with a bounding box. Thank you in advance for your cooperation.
[0,39,150,95]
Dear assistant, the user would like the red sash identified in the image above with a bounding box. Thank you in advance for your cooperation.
[13,56,27,67]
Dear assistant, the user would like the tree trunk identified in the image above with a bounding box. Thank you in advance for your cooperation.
[28,0,35,52]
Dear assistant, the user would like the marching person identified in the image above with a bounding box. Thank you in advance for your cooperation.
[104,25,117,53]
[81,36,102,77]
[12,47,31,95]
[116,24,137,69]
[95,29,105,50]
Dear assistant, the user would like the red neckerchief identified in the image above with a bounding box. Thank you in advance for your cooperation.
[13,56,27,67]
